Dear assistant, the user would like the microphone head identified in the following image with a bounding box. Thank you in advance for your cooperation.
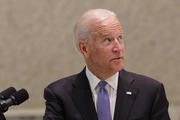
[0,87,16,100]
[12,89,29,105]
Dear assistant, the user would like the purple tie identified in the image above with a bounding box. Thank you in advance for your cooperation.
[97,81,112,120]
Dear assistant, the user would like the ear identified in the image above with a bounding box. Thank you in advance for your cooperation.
[78,40,89,58]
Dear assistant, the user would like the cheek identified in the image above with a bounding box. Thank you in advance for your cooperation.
[89,43,112,62]
[90,48,104,59]
[96,49,111,62]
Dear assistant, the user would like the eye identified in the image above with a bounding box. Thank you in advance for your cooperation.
[104,38,111,43]
[118,35,123,40]
[117,35,123,42]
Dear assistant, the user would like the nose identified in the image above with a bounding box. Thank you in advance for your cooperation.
[112,39,123,53]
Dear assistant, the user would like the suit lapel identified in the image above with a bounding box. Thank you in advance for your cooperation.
[114,70,139,120]
[70,69,138,120]
[70,68,98,120]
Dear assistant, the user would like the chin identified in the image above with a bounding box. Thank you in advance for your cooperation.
[112,65,123,72]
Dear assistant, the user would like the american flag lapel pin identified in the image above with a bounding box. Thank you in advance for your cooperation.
[126,91,132,95]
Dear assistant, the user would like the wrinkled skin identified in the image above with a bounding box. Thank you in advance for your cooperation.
[79,16,125,80]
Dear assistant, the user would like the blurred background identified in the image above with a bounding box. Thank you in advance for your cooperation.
[0,0,179,119]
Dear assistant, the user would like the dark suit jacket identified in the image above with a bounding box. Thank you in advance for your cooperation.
[43,68,170,120]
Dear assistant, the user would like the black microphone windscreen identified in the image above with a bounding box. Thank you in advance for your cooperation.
[12,89,29,105]
[0,87,16,99]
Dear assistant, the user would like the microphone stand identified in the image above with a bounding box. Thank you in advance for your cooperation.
[0,113,6,120]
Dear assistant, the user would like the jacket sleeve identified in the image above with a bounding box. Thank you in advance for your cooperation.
[43,87,65,120]
[150,83,171,120]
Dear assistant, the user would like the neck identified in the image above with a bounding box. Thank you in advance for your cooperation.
[86,65,117,80]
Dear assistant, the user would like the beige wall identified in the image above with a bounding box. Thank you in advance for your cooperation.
[0,0,179,119]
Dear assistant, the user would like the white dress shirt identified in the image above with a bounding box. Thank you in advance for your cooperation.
[86,67,119,119]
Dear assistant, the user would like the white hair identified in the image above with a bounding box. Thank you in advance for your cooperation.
[74,9,117,52]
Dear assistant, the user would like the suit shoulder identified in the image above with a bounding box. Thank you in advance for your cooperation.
[126,70,162,87]
[46,73,78,91]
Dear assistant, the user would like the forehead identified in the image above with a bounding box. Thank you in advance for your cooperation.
[89,17,123,38]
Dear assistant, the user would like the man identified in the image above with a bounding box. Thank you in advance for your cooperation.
[43,9,170,120]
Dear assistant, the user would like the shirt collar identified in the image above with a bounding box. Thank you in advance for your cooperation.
[106,71,119,91]
[86,67,100,92]
[86,67,119,91]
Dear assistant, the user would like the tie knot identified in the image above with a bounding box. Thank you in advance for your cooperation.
[99,80,107,88]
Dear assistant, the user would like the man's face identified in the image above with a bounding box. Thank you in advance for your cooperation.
[85,16,125,75]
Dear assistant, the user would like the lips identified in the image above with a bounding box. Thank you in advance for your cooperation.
[111,57,124,61]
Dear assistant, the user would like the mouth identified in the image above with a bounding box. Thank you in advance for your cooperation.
[111,57,124,61]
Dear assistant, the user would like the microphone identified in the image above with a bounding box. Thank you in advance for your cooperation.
[0,89,29,113]
[0,87,16,100]
[0,113,6,120]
